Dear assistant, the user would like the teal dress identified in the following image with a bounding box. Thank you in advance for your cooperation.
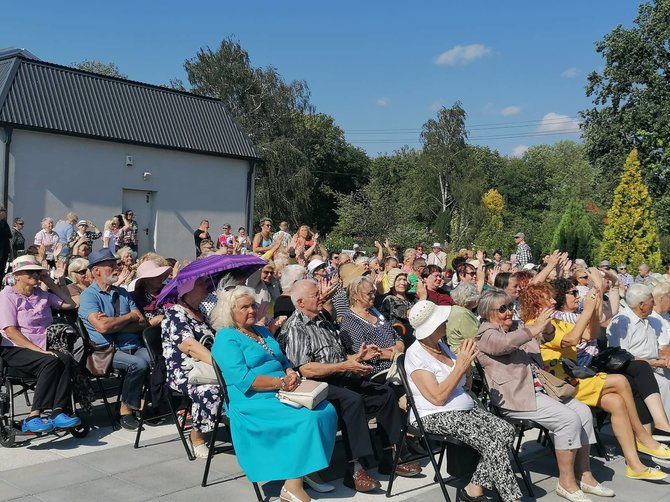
[212,326,337,482]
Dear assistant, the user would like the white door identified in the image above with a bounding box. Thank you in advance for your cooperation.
[122,189,155,256]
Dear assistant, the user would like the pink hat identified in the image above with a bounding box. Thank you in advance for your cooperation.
[136,261,171,284]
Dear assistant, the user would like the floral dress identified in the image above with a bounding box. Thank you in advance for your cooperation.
[162,304,220,432]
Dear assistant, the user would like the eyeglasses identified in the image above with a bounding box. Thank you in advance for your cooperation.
[618,267,627,271]
[365,291,376,298]
[75,270,87,275]
[566,289,579,297]
[578,276,588,280]
[465,272,477,277]
[497,303,515,314]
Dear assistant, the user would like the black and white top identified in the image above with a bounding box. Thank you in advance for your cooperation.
[339,308,401,374]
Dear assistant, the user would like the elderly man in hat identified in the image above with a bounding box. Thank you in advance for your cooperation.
[513,232,533,269]
[78,249,148,430]
[427,242,447,270]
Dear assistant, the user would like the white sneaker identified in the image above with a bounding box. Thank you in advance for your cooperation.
[193,442,209,459]
[556,483,592,502]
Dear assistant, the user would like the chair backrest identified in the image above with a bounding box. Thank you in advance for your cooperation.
[76,317,96,347]
[141,326,163,366]
[212,358,231,407]
[396,353,431,439]
[472,358,504,417]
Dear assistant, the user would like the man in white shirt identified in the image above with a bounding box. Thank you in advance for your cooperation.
[608,284,670,421]
[427,242,447,270]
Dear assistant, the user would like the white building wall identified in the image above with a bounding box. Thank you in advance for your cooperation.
[7,129,251,260]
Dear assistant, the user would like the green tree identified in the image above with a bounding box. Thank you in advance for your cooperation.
[74,60,127,78]
[600,149,662,270]
[184,38,316,228]
[581,0,670,225]
[476,189,506,253]
[550,200,597,262]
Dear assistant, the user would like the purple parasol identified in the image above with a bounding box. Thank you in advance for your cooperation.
[157,254,267,306]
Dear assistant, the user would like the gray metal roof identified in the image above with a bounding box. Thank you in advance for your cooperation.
[0,54,260,160]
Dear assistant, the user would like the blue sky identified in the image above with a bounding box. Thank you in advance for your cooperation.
[3,1,641,157]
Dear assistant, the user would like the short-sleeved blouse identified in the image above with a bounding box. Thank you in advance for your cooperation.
[339,308,401,373]
[0,287,62,349]
[539,319,606,407]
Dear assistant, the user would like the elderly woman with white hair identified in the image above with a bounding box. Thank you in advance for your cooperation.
[210,286,337,502]
[446,282,480,354]
[652,280,670,349]
[340,275,404,376]
[66,258,91,308]
[406,300,524,502]
[34,217,60,266]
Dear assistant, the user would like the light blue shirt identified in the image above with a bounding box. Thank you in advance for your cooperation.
[78,281,141,350]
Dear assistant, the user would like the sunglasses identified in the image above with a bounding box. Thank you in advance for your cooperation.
[465,272,477,277]
[578,276,588,280]
[566,289,579,297]
[497,303,515,314]
[75,270,87,275]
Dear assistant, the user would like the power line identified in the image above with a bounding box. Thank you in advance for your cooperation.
[349,129,581,144]
[344,115,581,134]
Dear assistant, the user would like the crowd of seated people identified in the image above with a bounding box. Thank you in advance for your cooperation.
[6,214,670,501]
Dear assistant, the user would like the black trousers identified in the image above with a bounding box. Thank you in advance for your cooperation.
[623,360,659,425]
[324,375,403,461]
[0,346,73,414]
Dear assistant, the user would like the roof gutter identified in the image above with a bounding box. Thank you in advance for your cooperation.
[2,127,11,210]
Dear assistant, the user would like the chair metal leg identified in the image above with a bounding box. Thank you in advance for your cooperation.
[96,377,119,430]
[133,384,150,449]
[509,445,534,497]
[170,396,195,461]
[593,427,612,461]
[385,433,406,497]
[202,402,222,487]
[252,482,263,501]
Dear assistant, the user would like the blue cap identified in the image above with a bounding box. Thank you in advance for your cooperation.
[87,248,117,269]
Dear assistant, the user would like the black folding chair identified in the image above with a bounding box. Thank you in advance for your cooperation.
[133,326,194,460]
[202,359,263,500]
[75,318,125,430]
[387,353,480,501]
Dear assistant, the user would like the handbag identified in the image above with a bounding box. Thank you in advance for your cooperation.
[277,379,329,409]
[561,357,597,379]
[535,367,577,401]
[85,342,115,377]
[591,347,634,373]
[183,334,217,385]
[84,291,121,377]
[371,352,402,386]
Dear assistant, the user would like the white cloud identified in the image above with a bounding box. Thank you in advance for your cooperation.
[501,106,521,116]
[511,145,529,157]
[376,97,389,107]
[561,67,578,78]
[537,112,581,133]
[434,44,491,65]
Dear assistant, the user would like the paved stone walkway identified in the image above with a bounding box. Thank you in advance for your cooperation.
[1,407,670,500]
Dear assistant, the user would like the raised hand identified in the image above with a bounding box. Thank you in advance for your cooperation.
[527,307,554,338]
[54,258,67,279]
[456,339,478,372]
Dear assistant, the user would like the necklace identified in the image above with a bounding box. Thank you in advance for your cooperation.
[241,328,275,356]
[419,341,443,355]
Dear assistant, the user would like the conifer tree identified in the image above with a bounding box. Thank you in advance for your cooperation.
[600,149,662,270]
[550,200,596,262]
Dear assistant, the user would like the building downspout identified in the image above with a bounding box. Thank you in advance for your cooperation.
[2,127,11,211]
[246,160,257,233]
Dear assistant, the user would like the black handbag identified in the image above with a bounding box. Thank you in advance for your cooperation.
[591,347,634,373]
[561,357,597,379]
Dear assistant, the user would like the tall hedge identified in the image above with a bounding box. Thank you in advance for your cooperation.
[551,199,596,262]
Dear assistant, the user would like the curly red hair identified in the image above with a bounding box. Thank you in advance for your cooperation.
[513,270,535,290]
[520,282,554,322]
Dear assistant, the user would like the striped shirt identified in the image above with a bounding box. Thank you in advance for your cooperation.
[280,310,348,368]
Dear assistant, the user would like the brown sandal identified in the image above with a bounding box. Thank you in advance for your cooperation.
[343,467,381,492]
